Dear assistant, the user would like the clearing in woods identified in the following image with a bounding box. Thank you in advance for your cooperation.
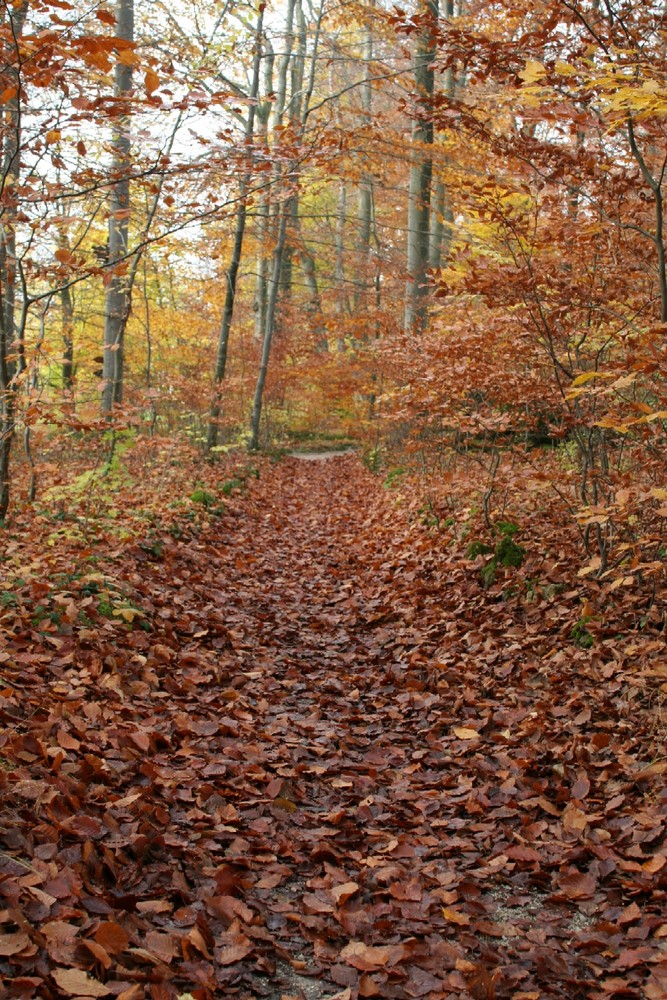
[1,455,665,999]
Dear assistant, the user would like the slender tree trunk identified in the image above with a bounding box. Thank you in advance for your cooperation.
[334,181,348,319]
[101,0,134,414]
[355,13,374,311]
[249,205,289,450]
[405,0,438,334]
[253,42,274,342]
[428,2,455,273]
[294,215,321,315]
[61,283,74,389]
[0,0,28,521]
[207,4,265,452]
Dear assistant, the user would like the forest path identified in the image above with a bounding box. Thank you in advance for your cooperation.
[2,455,664,1000]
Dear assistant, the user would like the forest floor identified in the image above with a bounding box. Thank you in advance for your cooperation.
[1,449,666,1000]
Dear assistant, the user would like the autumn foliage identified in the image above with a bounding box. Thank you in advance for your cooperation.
[1,0,666,996]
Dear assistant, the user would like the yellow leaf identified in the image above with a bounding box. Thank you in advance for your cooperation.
[572,370,603,386]
[520,60,546,84]
[114,606,139,622]
[442,907,470,925]
[554,60,577,76]
[45,129,61,145]
[452,727,479,740]
[117,47,140,66]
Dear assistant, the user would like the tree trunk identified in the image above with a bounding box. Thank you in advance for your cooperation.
[101,0,134,414]
[0,0,28,520]
[355,13,374,311]
[334,181,348,319]
[207,3,265,452]
[253,42,274,342]
[61,283,74,389]
[428,1,455,273]
[404,0,438,334]
[249,205,289,450]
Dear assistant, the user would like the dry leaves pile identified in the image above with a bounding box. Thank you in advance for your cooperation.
[1,452,666,999]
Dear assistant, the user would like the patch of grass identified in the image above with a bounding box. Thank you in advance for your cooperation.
[384,467,405,489]
[571,617,595,649]
[467,521,526,588]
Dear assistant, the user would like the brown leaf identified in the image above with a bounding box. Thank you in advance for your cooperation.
[43,921,79,964]
[218,936,253,965]
[60,814,105,840]
[466,965,496,1000]
[452,727,479,740]
[94,921,130,955]
[340,941,392,971]
[51,968,112,997]
[555,871,597,900]
[388,880,422,901]
[571,775,590,799]
[331,882,360,905]
[80,939,112,970]
[504,845,541,863]
[56,729,81,751]
[145,931,176,963]
[0,930,31,956]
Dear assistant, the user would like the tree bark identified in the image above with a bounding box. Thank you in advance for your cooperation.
[404,0,438,334]
[101,0,134,414]
[249,205,289,450]
[0,0,28,520]
[428,0,455,273]
[253,42,274,342]
[61,283,74,389]
[355,12,374,311]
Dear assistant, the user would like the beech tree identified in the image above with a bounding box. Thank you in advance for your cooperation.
[101,0,134,415]
[404,0,438,334]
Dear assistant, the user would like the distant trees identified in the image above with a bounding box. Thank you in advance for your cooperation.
[0,0,664,557]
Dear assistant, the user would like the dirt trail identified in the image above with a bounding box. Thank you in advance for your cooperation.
[2,456,665,1000]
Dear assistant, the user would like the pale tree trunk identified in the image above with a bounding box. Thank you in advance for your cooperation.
[207,3,265,452]
[405,0,438,334]
[253,0,296,341]
[249,205,288,450]
[334,181,348,319]
[429,0,455,273]
[0,0,28,520]
[294,214,321,315]
[101,0,134,414]
[253,41,274,342]
[280,0,307,301]
[355,12,374,311]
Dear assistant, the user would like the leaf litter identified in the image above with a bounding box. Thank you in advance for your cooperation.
[0,452,666,999]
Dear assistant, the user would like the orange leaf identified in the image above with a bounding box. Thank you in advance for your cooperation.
[145,68,160,95]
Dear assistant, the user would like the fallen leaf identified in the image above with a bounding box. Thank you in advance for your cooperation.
[340,941,391,971]
[51,968,112,997]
